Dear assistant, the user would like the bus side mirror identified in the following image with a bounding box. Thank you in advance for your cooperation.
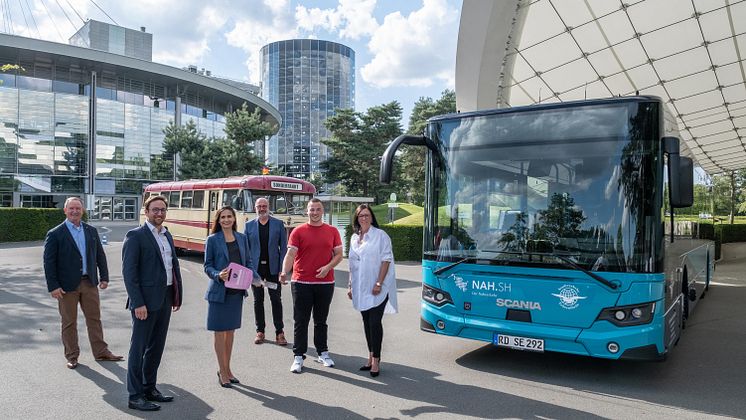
[673,157,694,208]
[663,137,693,208]
[379,134,439,184]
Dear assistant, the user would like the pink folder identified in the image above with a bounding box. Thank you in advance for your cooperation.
[225,262,257,290]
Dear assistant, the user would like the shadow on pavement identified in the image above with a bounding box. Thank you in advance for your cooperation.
[304,353,603,419]
[76,361,214,418]
[231,384,368,419]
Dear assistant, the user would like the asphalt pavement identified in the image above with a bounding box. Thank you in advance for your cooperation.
[1,232,745,419]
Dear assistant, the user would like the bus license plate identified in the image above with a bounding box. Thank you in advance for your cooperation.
[493,333,544,352]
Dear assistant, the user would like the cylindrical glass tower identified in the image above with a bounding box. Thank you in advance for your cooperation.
[260,39,355,180]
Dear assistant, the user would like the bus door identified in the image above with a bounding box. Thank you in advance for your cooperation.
[208,190,220,235]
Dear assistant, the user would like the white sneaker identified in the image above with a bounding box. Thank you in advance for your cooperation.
[290,355,304,373]
[317,351,335,367]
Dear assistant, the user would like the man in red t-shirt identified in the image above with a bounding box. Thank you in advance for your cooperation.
[280,198,343,373]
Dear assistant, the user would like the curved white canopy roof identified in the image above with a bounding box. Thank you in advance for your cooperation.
[456,0,746,174]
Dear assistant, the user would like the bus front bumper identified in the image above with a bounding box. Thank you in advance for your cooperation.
[421,303,665,360]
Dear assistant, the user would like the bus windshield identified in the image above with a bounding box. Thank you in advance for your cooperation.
[427,102,662,273]
[249,191,309,215]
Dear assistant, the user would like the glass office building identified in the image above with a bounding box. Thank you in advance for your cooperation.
[0,32,279,220]
[261,39,355,180]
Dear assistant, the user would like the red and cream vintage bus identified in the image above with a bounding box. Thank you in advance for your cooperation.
[140,175,316,252]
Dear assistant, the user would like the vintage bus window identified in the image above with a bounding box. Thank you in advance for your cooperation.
[222,189,245,210]
[241,190,254,212]
[289,194,308,214]
[274,195,288,214]
[192,191,205,209]
[159,191,170,204]
[180,191,193,208]
[169,191,180,208]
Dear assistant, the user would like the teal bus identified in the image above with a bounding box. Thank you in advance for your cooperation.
[380,96,714,360]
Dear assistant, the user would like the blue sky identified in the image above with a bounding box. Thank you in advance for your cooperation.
[5,0,462,126]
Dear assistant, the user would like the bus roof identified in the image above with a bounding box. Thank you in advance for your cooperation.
[144,175,316,194]
[429,95,664,123]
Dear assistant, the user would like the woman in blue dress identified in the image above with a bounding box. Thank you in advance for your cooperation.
[204,206,254,388]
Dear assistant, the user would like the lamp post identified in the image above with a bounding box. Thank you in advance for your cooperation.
[388,192,397,223]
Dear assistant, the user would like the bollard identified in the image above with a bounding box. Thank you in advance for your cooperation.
[101,234,108,245]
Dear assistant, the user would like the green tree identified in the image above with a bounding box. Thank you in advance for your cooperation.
[225,102,275,143]
[162,120,209,180]
[712,170,746,222]
[399,90,456,204]
[321,102,403,203]
[160,103,276,180]
[532,193,586,243]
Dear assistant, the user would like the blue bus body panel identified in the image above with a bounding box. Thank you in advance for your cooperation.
[421,260,666,359]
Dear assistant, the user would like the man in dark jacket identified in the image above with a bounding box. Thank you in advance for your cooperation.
[43,196,123,370]
[122,195,183,411]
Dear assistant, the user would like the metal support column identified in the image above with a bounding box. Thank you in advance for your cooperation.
[86,71,97,211]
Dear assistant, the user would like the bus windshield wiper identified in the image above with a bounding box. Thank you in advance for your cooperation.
[542,252,618,290]
[472,249,619,290]
[433,257,476,276]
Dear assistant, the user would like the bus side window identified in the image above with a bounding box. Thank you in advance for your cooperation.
[193,191,205,209]
[274,195,287,214]
[169,191,181,209]
[222,189,239,209]
[243,191,255,212]
[210,191,219,211]
[180,191,193,208]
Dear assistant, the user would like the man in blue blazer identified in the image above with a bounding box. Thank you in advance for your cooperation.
[43,197,123,369]
[245,197,288,345]
[122,195,183,411]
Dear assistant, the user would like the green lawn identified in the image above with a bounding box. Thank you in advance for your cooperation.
[372,203,424,225]
[675,215,746,224]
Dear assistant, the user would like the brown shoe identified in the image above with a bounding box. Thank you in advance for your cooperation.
[95,352,124,361]
[66,359,78,369]
[254,332,265,344]
[276,332,288,346]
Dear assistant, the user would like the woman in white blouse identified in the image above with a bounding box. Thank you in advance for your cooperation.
[347,204,398,377]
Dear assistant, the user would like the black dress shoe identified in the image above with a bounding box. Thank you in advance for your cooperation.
[128,397,160,411]
[145,389,174,402]
[229,377,240,384]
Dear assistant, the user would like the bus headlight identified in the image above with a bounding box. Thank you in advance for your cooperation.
[597,302,655,326]
[422,284,453,307]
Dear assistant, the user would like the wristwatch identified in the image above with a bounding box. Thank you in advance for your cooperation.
[375,282,382,287]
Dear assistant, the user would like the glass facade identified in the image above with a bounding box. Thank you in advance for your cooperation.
[69,20,153,61]
[261,39,355,180]
[0,52,253,219]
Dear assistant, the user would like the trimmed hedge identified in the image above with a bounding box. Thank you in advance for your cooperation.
[714,224,746,244]
[0,208,66,242]
[345,224,423,262]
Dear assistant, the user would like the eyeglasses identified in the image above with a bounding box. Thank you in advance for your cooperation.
[358,214,371,218]
[149,208,168,214]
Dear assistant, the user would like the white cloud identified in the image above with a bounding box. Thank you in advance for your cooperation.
[224,10,299,83]
[295,0,378,40]
[361,0,458,89]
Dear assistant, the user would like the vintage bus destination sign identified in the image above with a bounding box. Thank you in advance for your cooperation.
[270,181,303,191]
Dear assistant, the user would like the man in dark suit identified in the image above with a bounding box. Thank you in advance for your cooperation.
[43,196,123,369]
[122,195,183,411]
[245,197,288,345]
